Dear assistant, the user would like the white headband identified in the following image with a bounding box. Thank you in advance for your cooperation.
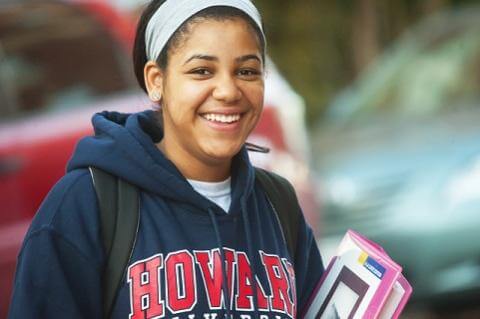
[145,0,265,61]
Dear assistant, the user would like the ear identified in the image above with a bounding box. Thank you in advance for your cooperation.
[144,61,164,102]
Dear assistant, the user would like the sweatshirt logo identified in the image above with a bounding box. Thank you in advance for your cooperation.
[127,248,296,319]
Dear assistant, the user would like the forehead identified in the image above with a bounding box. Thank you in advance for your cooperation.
[170,17,262,58]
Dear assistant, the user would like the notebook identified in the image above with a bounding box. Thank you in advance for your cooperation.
[302,230,412,319]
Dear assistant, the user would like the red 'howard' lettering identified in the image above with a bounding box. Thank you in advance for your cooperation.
[165,250,197,314]
[194,250,222,309]
[235,252,269,311]
[261,252,294,317]
[282,259,297,319]
[127,254,164,319]
[127,248,295,317]
[194,248,236,310]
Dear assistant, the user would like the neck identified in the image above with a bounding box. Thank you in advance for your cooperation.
[157,140,231,182]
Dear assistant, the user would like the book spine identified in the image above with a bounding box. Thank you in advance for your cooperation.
[363,270,399,318]
[391,275,412,319]
[299,256,338,318]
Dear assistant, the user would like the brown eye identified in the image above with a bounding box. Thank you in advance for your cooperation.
[238,68,261,79]
[195,69,210,75]
[189,68,213,77]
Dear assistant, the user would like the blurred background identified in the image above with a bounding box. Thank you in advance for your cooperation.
[1,0,480,318]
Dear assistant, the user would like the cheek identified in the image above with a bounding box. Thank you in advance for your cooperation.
[246,85,265,113]
[179,83,208,101]
[164,84,210,121]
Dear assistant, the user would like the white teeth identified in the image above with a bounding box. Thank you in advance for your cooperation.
[203,113,241,123]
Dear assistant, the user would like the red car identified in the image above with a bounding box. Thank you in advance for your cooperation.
[0,1,319,316]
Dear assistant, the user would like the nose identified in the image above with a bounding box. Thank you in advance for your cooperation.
[212,74,242,103]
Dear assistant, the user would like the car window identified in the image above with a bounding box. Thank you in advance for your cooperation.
[377,29,480,116]
[333,16,480,122]
[0,2,134,120]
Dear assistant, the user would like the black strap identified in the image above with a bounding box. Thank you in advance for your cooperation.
[90,167,140,319]
[254,167,300,260]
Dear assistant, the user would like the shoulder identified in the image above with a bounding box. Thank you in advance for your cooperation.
[29,169,96,228]
[255,166,295,188]
[23,168,103,261]
[254,167,300,209]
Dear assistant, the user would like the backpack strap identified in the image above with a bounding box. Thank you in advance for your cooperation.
[89,167,140,319]
[255,167,301,260]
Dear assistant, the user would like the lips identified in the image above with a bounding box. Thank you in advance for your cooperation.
[200,113,242,124]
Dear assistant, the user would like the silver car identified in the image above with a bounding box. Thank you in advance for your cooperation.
[313,6,480,306]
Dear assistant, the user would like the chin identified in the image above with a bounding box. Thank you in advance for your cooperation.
[203,141,243,162]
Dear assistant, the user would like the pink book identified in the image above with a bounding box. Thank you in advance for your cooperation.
[301,230,412,319]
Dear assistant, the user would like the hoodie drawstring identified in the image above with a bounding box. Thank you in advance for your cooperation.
[208,199,261,319]
[241,196,260,319]
[208,208,232,319]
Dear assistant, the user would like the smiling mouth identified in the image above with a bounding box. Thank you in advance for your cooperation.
[201,113,242,124]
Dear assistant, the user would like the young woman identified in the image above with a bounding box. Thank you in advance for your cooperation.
[8,1,324,318]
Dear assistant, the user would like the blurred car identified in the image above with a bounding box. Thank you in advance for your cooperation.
[0,0,319,316]
[313,6,480,306]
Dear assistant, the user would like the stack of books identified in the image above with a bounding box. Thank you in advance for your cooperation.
[302,230,412,319]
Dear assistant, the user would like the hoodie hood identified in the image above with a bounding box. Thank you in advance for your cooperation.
[67,110,256,214]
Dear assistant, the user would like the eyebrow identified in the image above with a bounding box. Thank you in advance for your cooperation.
[235,54,261,63]
[183,54,218,65]
[183,54,261,65]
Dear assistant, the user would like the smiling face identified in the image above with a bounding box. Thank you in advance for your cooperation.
[146,17,264,181]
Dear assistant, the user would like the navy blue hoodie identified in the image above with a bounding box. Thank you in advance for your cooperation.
[8,110,324,319]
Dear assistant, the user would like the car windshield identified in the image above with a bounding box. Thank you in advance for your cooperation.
[331,15,480,123]
[0,3,134,120]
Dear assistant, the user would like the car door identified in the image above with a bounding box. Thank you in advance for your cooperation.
[0,1,136,315]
